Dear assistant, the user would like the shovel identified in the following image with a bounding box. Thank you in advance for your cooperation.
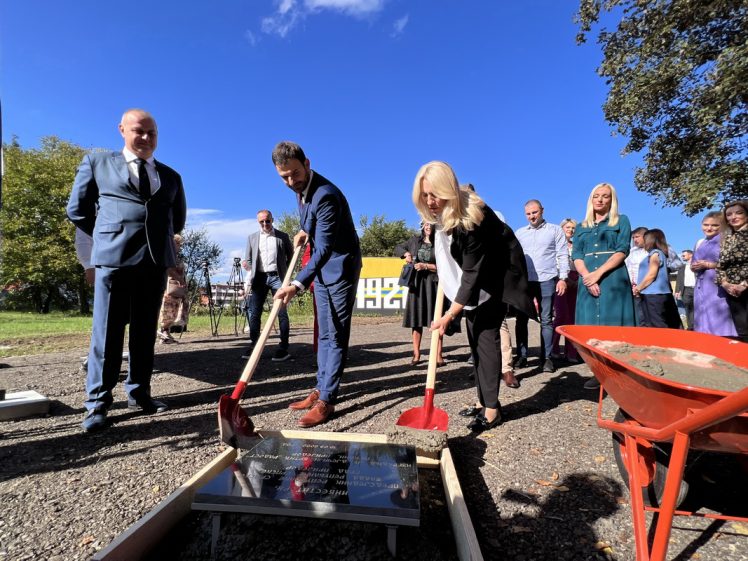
[396,282,449,431]
[218,244,304,448]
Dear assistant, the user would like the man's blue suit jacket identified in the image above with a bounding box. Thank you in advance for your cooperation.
[67,151,187,267]
[296,171,361,289]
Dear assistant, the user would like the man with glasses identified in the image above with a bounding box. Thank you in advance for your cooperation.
[242,209,294,361]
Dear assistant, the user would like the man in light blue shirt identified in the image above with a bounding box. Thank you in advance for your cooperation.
[514,200,569,373]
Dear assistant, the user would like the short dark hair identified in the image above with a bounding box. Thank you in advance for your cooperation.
[631,226,648,236]
[272,141,306,166]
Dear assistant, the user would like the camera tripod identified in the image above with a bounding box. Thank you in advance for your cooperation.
[190,260,220,336]
[212,257,247,337]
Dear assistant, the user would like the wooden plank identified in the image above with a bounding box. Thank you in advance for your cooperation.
[258,429,388,443]
[93,447,237,561]
[440,448,484,561]
[258,429,441,468]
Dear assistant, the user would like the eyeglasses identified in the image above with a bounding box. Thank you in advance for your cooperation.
[258,220,272,224]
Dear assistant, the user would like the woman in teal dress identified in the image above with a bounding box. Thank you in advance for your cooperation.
[572,183,636,388]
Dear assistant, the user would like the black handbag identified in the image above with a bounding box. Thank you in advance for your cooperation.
[398,263,416,288]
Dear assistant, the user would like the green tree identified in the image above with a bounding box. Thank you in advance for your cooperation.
[0,136,88,312]
[359,214,418,257]
[181,227,223,295]
[576,0,748,214]
[275,211,300,238]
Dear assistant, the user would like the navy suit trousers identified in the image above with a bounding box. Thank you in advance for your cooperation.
[85,262,166,412]
[313,272,360,404]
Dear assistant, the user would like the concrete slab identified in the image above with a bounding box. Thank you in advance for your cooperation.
[0,390,50,420]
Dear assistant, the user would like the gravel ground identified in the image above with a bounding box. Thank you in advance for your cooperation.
[1,317,747,561]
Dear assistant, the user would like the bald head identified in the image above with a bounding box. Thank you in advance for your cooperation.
[119,109,158,160]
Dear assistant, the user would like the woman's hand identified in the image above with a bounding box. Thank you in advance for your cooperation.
[632,286,640,297]
[586,283,601,297]
[582,270,601,287]
[691,260,713,272]
[430,314,450,335]
[414,262,433,272]
[723,282,747,297]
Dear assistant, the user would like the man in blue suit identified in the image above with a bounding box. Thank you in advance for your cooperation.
[67,109,187,432]
[272,141,362,428]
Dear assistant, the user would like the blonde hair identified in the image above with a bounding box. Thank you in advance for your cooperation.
[560,218,578,229]
[581,183,620,228]
[412,161,484,233]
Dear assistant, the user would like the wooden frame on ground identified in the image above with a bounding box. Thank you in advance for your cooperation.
[93,430,483,561]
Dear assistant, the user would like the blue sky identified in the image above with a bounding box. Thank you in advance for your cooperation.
[2,0,703,280]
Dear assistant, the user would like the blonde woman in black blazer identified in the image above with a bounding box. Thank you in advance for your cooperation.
[412,161,534,432]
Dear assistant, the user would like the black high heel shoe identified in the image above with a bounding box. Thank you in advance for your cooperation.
[458,406,483,417]
[467,412,503,433]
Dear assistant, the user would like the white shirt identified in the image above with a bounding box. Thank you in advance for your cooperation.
[123,147,160,195]
[434,226,489,311]
[683,260,696,288]
[257,229,279,273]
[626,246,648,284]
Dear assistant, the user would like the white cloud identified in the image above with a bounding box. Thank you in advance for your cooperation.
[305,0,385,16]
[186,209,258,281]
[391,13,408,37]
[260,0,386,38]
[244,30,259,46]
[187,208,222,218]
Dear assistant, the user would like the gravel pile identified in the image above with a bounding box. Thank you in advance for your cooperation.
[1,317,746,560]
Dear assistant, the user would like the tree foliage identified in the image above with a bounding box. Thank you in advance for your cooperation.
[576,0,748,214]
[275,211,300,238]
[359,214,418,257]
[181,227,223,294]
[0,137,88,312]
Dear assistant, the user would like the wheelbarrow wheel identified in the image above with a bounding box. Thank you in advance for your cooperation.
[611,409,689,508]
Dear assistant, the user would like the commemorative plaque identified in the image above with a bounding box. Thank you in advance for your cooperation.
[193,436,420,555]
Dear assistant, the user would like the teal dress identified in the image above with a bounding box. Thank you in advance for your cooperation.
[572,214,636,326]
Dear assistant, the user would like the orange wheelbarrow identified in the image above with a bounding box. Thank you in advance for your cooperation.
[557,325,748,561]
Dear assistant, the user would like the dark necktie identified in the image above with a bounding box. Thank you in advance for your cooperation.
[138,159,151,199]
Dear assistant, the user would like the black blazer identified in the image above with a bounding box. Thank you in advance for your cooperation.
[449,205,536,319]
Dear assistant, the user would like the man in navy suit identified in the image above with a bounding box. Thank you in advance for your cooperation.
[272,141,362,428]
[67,109,187,432]
[241,209,294,361]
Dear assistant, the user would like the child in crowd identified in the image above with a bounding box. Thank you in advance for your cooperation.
[633,229,682,329]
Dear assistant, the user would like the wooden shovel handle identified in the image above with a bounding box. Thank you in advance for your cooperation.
[424,283,445,391]
[236,244,305,386]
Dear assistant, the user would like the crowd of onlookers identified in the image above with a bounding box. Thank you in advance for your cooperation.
[396,186,748,396]
[68,108,747,435]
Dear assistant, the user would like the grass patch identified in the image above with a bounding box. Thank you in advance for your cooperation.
[0,312,94,358]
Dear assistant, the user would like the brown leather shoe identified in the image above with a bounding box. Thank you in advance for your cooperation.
[298,401,334,428]
[502,370,520,388]
[288,389,320,410]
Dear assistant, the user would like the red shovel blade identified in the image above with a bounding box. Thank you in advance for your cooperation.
[218,393,256,448]
[396,390,449,431]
